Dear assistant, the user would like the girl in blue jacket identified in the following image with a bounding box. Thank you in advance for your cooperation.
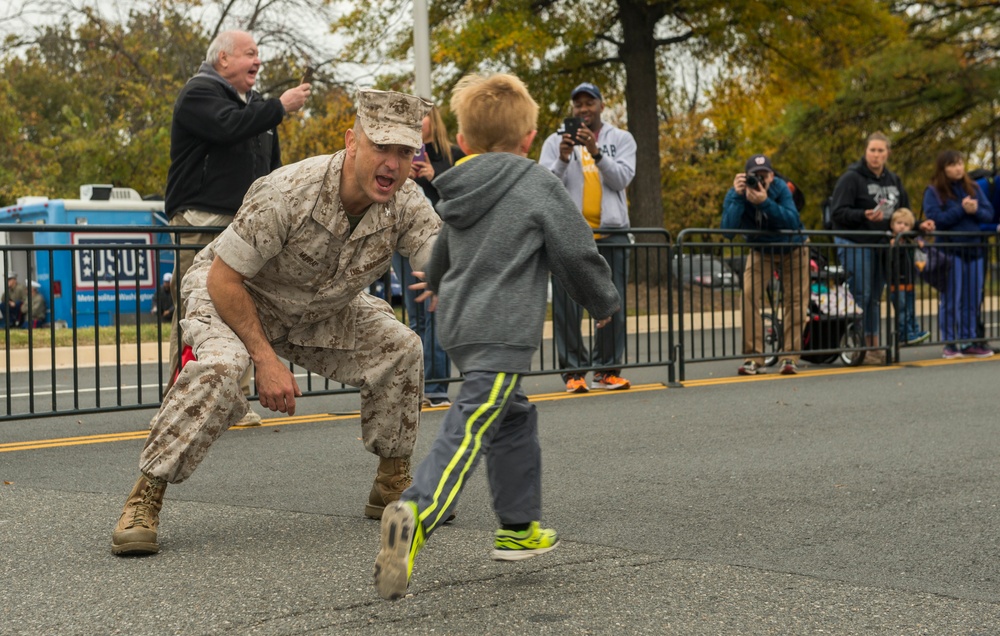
[922,150,995,358]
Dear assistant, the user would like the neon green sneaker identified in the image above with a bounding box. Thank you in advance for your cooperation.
[374,500,425,600]
[491,521,559,561]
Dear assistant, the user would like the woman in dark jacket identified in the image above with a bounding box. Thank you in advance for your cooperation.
[410,106,465,206]
[922,150,994,359]
[395,106,465,407]
[830,132,932,364]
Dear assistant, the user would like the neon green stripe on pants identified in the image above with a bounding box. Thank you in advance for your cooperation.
[420,373,519,530]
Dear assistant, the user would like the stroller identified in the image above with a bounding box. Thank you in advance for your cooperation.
[762,247,865,367]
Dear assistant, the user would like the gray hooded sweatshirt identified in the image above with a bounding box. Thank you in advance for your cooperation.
[428,152,621,373]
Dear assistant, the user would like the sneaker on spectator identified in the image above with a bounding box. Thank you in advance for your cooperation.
[905,331,930,345]
[428,397,452,407]
[737,360,762,376]
[565,376,589,393]
[942,345,964,359]
[862,349,886,365]
[961,344,994,358]
[235,410,262,426]
[593,373,631,390]
[779,358,799,375]
[972,341,1000,355]
[491,521,559,561]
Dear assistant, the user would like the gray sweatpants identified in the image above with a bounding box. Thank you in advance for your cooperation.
[404,371,541,537]
[140,293,424,484]
[552,232,630,380]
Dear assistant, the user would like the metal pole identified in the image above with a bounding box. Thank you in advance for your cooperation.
[413,0,432,100]
[992,99,997,174]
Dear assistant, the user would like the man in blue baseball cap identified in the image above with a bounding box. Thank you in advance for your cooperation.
[571,82,602,101]
[540,82,637,394]
[721,153,809,377]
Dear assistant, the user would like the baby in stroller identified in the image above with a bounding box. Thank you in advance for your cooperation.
[764,246,865,367]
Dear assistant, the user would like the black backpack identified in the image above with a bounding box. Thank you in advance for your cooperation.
[822,196,833,230]
[774,171,806,213]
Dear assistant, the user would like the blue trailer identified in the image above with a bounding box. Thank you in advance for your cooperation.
[0,186,172,328]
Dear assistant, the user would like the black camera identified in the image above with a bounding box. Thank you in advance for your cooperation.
[745,173,765,191]
[562,117,584,145]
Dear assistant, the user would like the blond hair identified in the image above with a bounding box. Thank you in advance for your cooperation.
[891,207,915,230]
[450,73,538,153]
[425,105,454,165]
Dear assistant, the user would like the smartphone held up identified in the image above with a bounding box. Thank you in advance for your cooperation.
[562,117,584,145]
[414,144,428,164]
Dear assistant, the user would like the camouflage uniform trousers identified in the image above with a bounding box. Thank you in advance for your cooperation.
[164,211,253,396]
[140,293,424,484]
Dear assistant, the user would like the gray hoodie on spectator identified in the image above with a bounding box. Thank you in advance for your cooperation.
[427,152,620,374]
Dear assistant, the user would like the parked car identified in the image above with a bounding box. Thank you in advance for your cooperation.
[724,253,747,285]
[672,254,739,288]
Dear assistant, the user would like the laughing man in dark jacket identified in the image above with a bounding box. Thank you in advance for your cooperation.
[161,30,311,421]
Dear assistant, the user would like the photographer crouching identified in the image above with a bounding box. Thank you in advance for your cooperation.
[722,154,810,376]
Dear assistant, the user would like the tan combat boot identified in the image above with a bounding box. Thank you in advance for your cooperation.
[111,475,167,556]
[364,456,411,519]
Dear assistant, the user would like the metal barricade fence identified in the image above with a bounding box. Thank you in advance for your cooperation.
[887,230,1000,354]
[539,228,675,386]
[675,229,876,377]
[6,224,993,421]
[0,226,675,421]
[676,228,1000,375]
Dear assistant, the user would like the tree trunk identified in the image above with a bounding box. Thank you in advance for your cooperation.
[618,0,668,282]
[619,0,664,232]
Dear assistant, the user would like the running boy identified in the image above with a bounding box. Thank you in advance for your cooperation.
[373,73,621,600]
[888,208,930,345]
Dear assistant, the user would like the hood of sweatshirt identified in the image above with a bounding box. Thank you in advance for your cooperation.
[850,157,878,181]
[433,153,539,230]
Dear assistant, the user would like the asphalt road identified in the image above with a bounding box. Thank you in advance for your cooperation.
[2,351,999,635]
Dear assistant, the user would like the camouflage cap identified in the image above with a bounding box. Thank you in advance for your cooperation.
[355,88,432,149]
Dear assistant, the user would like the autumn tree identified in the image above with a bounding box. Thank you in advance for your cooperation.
[0,5,203,202]
[333,1,898,236]
[0,0,354,206]
[278,85,355,161]
[773,1,1000,227]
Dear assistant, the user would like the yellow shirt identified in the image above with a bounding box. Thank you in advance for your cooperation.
[580,148,602,229]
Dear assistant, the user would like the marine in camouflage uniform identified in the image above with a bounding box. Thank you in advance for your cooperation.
[2,274,27,327]
[27,281,46,327]
[113,88,438,556]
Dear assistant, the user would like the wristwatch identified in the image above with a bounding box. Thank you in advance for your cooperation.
[592,151,603,163]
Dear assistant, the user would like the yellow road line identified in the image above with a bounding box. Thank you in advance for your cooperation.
[0,386,669,454]
[0,412,363,453]
[681,364,899,387]
[526,382,668,402]
[683,353,998,387]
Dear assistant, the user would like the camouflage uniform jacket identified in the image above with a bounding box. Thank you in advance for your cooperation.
[3,282,27,306]
[185,151,440,350]
[29,291,46,319]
